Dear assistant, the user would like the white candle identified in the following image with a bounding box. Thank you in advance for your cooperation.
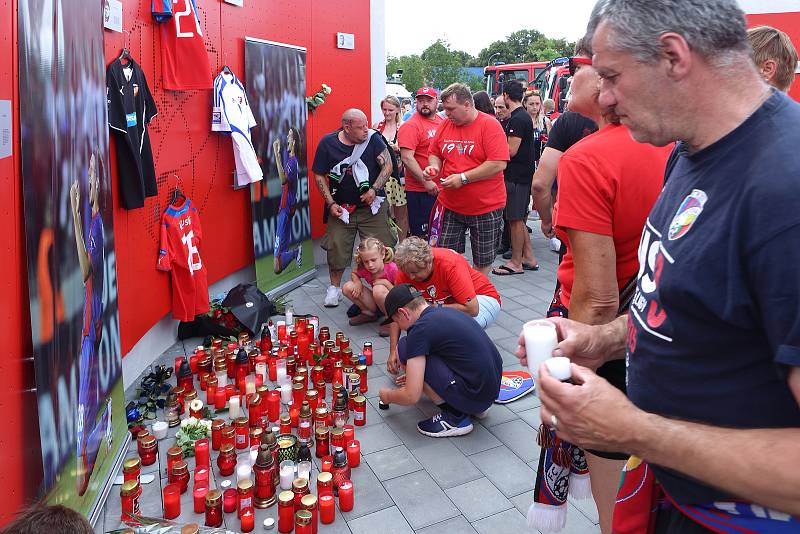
[237,464,252,483]
[250,445,259,466]
[245,376,256,395]
[216,370,228,389]
[151,421,168,440]
[229,395,240,420]
[544,357,572,381]
[522,320,558,378]
[276,358,287,384]
[279,461,295,490]
[280,383,292,404]
[309,316,319,339]
[285,306,294,327]
[255,363,267,382]
[297,461,312,481]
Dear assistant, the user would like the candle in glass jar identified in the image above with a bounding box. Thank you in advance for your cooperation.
[205,489,223,527]
[267,390,281,422]
[211,419,225,450]
[338,480,354,512]
[343,425,355,447]
[237,479,254,518]
[316,471,333,497]
[255,362,267,382]
[120,480,141,521]
[319,494,335,524]
[194,466,210,487]
[321,455,333,473]
[278,491,295,533]
[214,386,226,410]
[195,438,210,467]
[193,484,208,513]
[240,508,255,532]
[223,487,238,513]
[163,483,181,519]
[206,384,217,406]
[295,511,312,534]
[300,494,318,534]
[347,440,361,468]
[229,395,241,419]
[280,383,292,404]
[279,460,295,490]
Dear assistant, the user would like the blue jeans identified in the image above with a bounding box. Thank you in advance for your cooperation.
[474,295,501,329]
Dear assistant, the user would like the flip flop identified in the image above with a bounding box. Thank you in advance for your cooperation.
[523,263,539,271]
[492,265,524,276]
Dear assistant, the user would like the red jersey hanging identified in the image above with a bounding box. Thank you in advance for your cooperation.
[157,196,210,321]
[156,0,213,90]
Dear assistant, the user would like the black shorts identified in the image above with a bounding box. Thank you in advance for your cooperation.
[655,505,715,534]
[406,190,437,237]
[397,336,492,415]
[504,180,531,221]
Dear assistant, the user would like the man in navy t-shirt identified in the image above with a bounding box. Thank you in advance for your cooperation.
[521,1,800,531]
[378,284,502,437]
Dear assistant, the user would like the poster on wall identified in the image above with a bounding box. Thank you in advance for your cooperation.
[18,0,128,523]
[245,37,315,295]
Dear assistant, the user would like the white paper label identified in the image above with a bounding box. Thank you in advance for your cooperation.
[0,101,10,160]
[224,0,244,5]
[103,0,122,32]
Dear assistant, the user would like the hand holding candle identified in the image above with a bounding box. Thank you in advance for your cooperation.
[521,320,558,378]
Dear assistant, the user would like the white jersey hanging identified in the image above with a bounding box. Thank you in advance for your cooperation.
[212,69,264,187]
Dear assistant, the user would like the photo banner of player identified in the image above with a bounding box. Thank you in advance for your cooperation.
[18,0,128,523]
[245,37,316,295]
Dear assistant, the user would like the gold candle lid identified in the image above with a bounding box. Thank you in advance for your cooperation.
[140,435,157,449]
[354,395,366,405]
[278,490,294,505]
[205,489,222,505]
[295,510,312,526]
[181,524,200,534]
[300,494,318,508]
[120,479,140,496]
[123,457,141,471]
[211,419,225,431]
[316,471,332,484]
[237,479,254,492]
[220,443,235,455]
[315,426,329,437]
[292,478,308,491]
[235,417,249,427]
[171,460,188,475]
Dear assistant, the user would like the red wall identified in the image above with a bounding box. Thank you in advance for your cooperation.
[0,0,372,524]
[748,12,800,100]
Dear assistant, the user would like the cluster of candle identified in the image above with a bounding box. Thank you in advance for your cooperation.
[121,314,374,531]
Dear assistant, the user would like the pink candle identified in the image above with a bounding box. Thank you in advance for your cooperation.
[207,384,217,406]
[241,508,254,532]
[223,488,238,513]
[321,456,333,473]
[193,484,208,513]
[195,466,209,486]
[346,440,360,468]
[215,387,227,410]
[195,438,210,468]
[163,483,181,519]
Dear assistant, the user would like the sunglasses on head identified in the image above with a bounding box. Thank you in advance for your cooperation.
[568,57,592,76]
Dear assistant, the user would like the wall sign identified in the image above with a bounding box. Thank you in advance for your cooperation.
[103,0,122,32]
[224,0,244,6]
[0,100,10,160]
[337,32,355,50]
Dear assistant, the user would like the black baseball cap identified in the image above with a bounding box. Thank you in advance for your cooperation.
[381,284,424,325]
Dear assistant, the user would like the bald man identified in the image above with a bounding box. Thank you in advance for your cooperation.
[312,108,397,308]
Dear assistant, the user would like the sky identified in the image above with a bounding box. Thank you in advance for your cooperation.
[385,0,598,59]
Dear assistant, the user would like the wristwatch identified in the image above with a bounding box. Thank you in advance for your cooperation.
[460,172,469,185]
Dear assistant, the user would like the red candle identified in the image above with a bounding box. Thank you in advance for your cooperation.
[255,374,264,388]
[278,491,295,533]
[163,483,181,519]
[193,484,208,513]
[207,384,217,406]
[338,480,354,512]
[321,455,333,473]
[195,466,210,487]
[223,488,238,513]
[347,440,361,468]
[267,390,281,422]
[214,387,227,410]
[319,494,335,524]
[290,404,300,428]
[343,425,355,447]
[268,358,278,382]
[195,438,210,468]
[225,383,235,400]
[240,508,254,532]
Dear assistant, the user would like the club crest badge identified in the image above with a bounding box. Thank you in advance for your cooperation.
[668,189,707,241]
[495,370,535,404]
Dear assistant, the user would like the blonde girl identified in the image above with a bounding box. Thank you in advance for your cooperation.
[342,237,399,326]
[374,96,409,239]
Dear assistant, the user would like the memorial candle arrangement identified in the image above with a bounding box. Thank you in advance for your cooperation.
[128,317,369,528]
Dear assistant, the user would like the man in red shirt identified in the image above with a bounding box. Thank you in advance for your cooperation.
[425,83,510,275]
[398,87,444,238]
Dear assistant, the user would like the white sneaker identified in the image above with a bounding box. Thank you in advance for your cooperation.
[549,237,562,252]
[324,285,341,307]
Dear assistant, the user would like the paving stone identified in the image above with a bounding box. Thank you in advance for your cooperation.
[411,439,483,490]
[470,445,535,498]
[347,506,413,534]
[353,422,403,454]
[445,477,513,522]
[382,407,438,450]
[517,407,541,428]
[509,493,600,534]
[449,423,502,456]
[364,374,394,399]
[367,394,418,415]
[505,389,542,413]
[364,445,423,481]
[570,494,600,524]
[415,515,478,534]
[488,419,541,463]
[340,462,395,521]
[472,507,530,534]
[383,471,460,530]
[478,404,518,428]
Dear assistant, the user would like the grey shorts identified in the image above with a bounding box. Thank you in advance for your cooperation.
[438,207,504,268]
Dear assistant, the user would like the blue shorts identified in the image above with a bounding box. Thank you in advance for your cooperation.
[398,337,492,415]
[474,294,501,329]
[274,208,292,257]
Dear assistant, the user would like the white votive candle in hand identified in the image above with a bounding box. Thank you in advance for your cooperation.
[522,320,558,378]
[544,357,572,381]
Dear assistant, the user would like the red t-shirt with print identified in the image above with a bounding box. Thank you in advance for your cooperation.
[429,111,509,215]
[397,112,445,193]
[553,124,672,308]
[395,247,501,305]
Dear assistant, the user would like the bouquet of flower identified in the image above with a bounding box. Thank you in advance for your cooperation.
[108,514,228,533]
[175,417,212,458]
[307,83,332,112]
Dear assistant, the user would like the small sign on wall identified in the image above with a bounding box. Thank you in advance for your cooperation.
[224,0,244,6]
[103,0,122,32]
[0,100,11,160]
[337,32,355,50]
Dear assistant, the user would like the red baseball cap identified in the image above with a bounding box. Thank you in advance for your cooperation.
[415,87,437,99]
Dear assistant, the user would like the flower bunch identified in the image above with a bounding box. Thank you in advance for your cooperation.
[307,84,332,112]
[175,417,212,457]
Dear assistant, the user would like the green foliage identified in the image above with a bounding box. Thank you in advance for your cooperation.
[477,30,575,65]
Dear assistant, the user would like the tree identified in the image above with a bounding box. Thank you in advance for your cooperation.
[477,29,575,66]
[387,40,483,94]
